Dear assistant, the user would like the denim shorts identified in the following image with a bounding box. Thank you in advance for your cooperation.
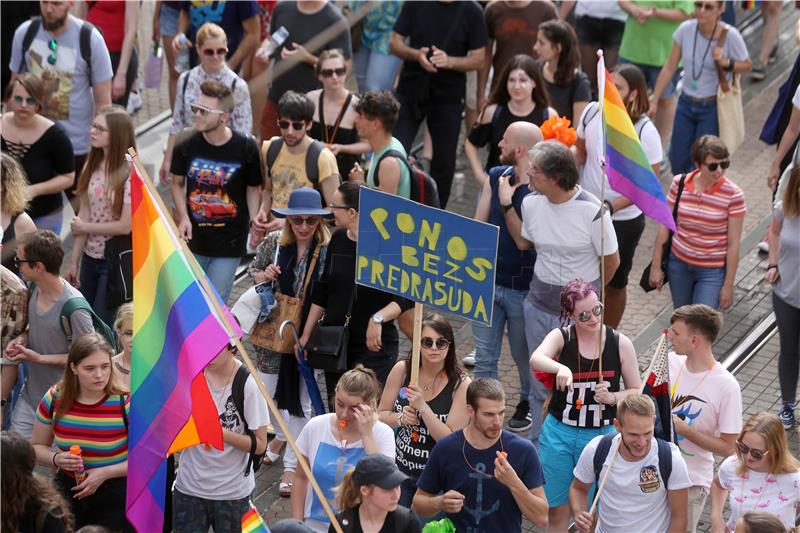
[159,4,180,37]
[619,58,682,99]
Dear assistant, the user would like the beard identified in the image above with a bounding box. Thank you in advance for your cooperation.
[42,13,68,32]
[499,151,516,166]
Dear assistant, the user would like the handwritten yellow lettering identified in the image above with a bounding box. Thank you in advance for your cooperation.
[410,272,422,300]
[401,245,419,267]
[357,255,369,280]
[434,281,448,305]
[421,278,433,302]
[447,286,462,312]
[465,257,493,282]
[447,236,467,261]
[370,260,385,286]
[401,270,410,292]
[370,208,390,240]
[473,296,489,324]
[418,220,441,251]
[422,253,439,275]
[397,212,414,234]
[462,291,473,314]
[443,261,463,283]
[386,265,401,291]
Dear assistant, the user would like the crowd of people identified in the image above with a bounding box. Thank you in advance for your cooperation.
[1,1,800,532]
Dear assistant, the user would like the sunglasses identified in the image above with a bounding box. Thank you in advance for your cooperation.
[13,256,34,267]
[287,216,320,226]
[91,122,109,133]
[190,104,225,116]
[704,160,730,171]
[202,47,228,57]
[278,120,306,131]
[47,38,58,65]
[421,337,451,350]
[320,67,347,78]
[695,2,717,11]
[329,203,351,210]
[12,95,37,106]
[736,441,769,461]
[577,303,604,322]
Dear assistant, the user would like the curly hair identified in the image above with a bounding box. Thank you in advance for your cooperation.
[1,153,30,215]
[1,431,73,532]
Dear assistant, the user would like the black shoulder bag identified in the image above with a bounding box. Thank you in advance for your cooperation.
[639,174,686,292]
[306,288,355,373]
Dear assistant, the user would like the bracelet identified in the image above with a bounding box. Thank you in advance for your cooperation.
[52,452,59,467]
[767,264,778,270]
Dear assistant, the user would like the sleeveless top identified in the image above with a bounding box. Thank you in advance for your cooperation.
[547,325,621,428]
[309,92,360,180]
[393,372,458,479]
[467,104,549,171]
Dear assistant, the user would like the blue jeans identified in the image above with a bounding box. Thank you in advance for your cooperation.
[193,254,239,304]
[473,285,530,404]
[32,210,63,237]
[79,253,111,324]
[669,94,719,175]
[523,298,562,449]
[666,252,726,309]
[353,47,403,92]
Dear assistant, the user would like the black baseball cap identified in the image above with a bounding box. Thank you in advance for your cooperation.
[270,519,315,533]
[353,454,408,490]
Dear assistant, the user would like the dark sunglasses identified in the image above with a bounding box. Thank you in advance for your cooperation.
[190,104,225,116]
[577,303,604,322]
[278,120,306,131]
[13,256,34,267]
[12,95,37,106]
[320,67,347,78]
[202,47,228,57]
[704,160,730,171]
[287,216,320,226]
[47,38,58,65]
[421,337,451,350]
[736,441,769,461]
[695,2,717,11]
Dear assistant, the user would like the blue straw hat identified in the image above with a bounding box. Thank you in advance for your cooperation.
[271,188,332,218]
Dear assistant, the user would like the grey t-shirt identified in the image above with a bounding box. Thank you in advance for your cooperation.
[774,206,800,308]
[9,14,113,155]
[673,20,748,99]
[22,280,93,408]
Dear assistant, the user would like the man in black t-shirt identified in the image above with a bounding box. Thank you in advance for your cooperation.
[170,79,263,302]
[389,1,488,208]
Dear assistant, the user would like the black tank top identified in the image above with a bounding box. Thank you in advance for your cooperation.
[309,92,359,180]
[467,104,548,172]
[547,325,621,428]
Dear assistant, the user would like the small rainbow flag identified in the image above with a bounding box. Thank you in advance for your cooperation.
[126,160,234,532]
[597,53,676,232]
[242,503,270,533]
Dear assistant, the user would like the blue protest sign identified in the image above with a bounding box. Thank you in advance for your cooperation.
[356,188,498,325]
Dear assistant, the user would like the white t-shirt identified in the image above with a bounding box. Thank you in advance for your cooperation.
[717,455,800,531]
[668,352,742,488]
[577,102,663,221]
[296,413,395,533]
[174,363,270,500]
[574,434,691,533]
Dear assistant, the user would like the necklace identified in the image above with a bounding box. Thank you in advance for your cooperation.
[205,360,237,411]
[421,370,444,393]
[690,20,718,91]
[670,359,716,403]
[461,426,505,478]
[574,327,601,410]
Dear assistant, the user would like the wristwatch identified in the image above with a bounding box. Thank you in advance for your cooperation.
[371,312,384,324]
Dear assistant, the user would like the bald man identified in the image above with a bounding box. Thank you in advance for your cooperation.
[472,121,543,434]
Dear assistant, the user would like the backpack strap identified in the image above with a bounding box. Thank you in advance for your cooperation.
[19,18,42,73]
[374,149,411,188]
[265,137,284,178]
[120,394,129,430]
[655,438,672,490]
[59,297,94,341]
[581,101,600,132]
[231,363,258,476]
[392,505,412,533]
[79,21,95,83]
[593,432,617,483]
[304,140,324,187]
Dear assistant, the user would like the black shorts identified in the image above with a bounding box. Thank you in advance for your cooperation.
[575,15,625,49]
[609,213,646,289]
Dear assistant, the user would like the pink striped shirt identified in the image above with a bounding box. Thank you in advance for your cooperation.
[669,171,746,268]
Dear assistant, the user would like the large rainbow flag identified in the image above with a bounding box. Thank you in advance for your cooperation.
[126,161,233,532]
[597,54,676,232]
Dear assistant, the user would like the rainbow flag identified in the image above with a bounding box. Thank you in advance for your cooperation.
[242,503,270,533]
[598,54,676,232]
[126,161,233,532]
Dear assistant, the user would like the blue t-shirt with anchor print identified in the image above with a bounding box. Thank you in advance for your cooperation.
[417,429,544,532]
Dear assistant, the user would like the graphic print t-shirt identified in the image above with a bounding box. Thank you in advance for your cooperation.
[171,130,261,257]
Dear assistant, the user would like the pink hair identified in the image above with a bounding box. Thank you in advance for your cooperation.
[559,279,599,326]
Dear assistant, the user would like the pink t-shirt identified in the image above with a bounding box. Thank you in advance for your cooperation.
[84,169,131,259]
[668,352,742,488]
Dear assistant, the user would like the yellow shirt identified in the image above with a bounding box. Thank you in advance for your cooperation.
[264,137,339,208]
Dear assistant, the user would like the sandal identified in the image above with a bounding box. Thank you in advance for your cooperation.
[279,471,294,497]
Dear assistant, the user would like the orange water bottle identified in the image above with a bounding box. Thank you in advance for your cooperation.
[70,445,87,483]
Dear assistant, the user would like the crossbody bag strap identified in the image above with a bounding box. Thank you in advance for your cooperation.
[343,285,356,327]
[299,242,322,298]
[715,26,731,92]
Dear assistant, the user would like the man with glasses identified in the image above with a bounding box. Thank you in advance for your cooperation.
[259,90,339,234]
[9,0,113,209]
[500,141,619,449]
[170,79,263,303]
[3,230,94,439]
[666,304,741,533]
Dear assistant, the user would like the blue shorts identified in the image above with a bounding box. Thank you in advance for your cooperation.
[618,58,682,99]
[159,4,180,37]
[539,414,615,507]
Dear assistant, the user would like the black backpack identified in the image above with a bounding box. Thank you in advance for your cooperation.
[593,432,673,489]
[19,17,97,81]
[265,137,325,190]
[374,150,441,208]
[231,364,267,477]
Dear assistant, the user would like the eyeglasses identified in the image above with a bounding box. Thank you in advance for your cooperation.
[328,203,351,210]
[320,67,347,78]
[704,160,730,171]
[47,38,58,65]
[577,303,604,322]
[190,104,225,117]
[421,337,451,350]
[278,120,306,131]
[736,441,769,461]
[287,216,320,226]
[695,2,717,11]
[202,47,228,57]
[13,256,34,268]
[12,95,37,106]
[91,122,109,133]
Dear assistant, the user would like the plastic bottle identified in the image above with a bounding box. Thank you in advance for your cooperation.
[70,445,87,483]
[175,33,191,74]
[257,26,289,61]
[145,41,163,89]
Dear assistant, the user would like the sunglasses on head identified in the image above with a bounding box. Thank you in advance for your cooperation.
[47,38,58,65]
[190,103,225,116]
[287,216,319,226]
[278,120,306,131]
[736,441,769,461]
[202,47,228,57]
[704,160,730,171]
[421,337,451,350]
[12,95,37,106]
[577,303,604,322]
[320,67,347,78]
[695,2,717,11]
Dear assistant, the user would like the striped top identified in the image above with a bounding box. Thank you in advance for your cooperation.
[37,387,129,475]
[669,171,746,268]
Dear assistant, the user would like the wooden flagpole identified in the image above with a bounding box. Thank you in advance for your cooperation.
[597,49,607,396]
[128,149,344,533]
[409,303,424,386]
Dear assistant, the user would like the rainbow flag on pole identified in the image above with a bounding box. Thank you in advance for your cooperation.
[597,53,676,232]
[126,161,233,532]
[242,503,271,533]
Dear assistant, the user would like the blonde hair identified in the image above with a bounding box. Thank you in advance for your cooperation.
[735,412,800,477]
[335,468,362,510]
[782,165,800,219]
[196,23,227,48]
[114,302,133,332]
[315,48,346,76]
[335,365,381,409]
[278,218,332,247]
[1,153,30,215]
[617,393,655,420]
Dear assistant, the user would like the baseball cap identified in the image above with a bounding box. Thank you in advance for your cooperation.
[353,454,408,490]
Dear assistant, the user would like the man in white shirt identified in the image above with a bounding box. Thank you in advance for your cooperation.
[570,393,691,533]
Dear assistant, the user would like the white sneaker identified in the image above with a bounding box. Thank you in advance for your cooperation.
[127,91,143,114]
[758,241,769,253]
[463,349,476,367]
